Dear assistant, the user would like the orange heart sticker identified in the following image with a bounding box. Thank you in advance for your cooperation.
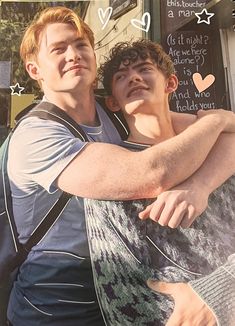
[192,73,215,93]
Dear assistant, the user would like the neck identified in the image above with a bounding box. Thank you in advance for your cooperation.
[43,88,98,126]
[126,107,176,145]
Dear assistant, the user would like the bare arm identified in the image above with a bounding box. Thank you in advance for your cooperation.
[190,110,235,193]
[57,112,235,200]
[140,110,235,227]
[172,109,235,193]
[170,111,197,133]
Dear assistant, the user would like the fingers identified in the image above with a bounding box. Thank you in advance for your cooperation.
[139,198,196,229]
[150,200,193,229]
[139,200,166,223]
[148,280,217,326]
[149,201,165,223]
[147,280,176,296]
[147,280,167,293]
[138,190,201,229]
[180,204,196,228]
[166,201,188,228]
[138,203,154,220]
[165,313,181,326]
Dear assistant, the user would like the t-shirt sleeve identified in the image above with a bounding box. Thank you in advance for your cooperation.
[8,117,88,193]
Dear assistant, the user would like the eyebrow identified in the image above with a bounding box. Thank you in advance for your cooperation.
[48,37,86,50]
[115,61,154,74]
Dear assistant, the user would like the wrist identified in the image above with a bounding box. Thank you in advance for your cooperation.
[180,176,211,197]
[202,114,225,133]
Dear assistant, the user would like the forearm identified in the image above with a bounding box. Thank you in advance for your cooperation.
[189,255,235,326]
[182,133,235,195]
[150,114,227,193]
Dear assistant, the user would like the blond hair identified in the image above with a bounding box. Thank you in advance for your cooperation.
[20,6,94,64]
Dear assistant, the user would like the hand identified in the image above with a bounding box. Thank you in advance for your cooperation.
[139,184,208,228]
[197,109,235,133]
[147,280,217,326]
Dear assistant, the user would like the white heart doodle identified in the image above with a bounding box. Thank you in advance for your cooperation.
[131,12,151,33]
[98,7,113,30]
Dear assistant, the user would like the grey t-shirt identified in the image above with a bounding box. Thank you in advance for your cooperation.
[8,101,122,256]
[7,101,122,325]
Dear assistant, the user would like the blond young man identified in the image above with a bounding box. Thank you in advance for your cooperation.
[7,7,235,326]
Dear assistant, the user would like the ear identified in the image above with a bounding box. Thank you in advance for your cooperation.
[165,74,178,94]
[105,96,121,112]
[25,61,42,81]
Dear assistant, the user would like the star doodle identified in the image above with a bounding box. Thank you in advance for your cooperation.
[195,8,215,25]
[10,82,25,96]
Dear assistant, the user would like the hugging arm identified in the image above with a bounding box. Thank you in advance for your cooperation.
[190,110,235,193]
[140,110,235,228]
[57,111,235,201]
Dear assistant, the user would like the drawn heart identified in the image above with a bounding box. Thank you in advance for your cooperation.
[131,12,151,33]
[192,72,215,93]
[98,7,113,30]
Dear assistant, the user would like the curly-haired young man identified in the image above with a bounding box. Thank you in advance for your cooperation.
[86,40,235,326]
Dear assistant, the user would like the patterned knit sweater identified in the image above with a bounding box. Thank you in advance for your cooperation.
[85,175,235,326]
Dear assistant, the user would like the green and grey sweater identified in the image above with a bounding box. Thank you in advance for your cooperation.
[85,175,235,326]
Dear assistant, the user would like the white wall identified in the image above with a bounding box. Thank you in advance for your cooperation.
[220,27,235,111]
[226,27,235,111]
[85,0,144,69]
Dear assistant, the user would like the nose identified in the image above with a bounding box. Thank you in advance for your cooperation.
[65,45,81,62]
[128,72,143,84]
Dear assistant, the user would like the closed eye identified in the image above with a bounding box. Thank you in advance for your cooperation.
[114,74,126,81]
[51,47,66,54]
[75,40,89,48]
[140,66,153,72]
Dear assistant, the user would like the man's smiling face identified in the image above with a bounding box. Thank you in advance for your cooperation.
[111,58,170,116]
[27,22,97,94]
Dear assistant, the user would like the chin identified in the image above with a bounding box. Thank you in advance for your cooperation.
[125,99,146,114]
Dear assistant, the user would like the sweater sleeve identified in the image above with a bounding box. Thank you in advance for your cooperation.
[189,254,235,326]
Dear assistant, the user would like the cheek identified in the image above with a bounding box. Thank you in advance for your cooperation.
[112,87,122,103]
[43,58,62,73]
[85,57,96,75]
[58,61,65,75]
[92,61,97,73]
[85,51,96,63]
[115,80,126,93]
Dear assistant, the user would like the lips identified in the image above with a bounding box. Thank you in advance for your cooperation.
[64,64,86,74]
[127,86,149,98]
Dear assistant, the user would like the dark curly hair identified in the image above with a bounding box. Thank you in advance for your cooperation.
[98,40,175,95]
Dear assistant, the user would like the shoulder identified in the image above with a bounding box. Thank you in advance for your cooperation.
[10,116,85,153]
[171,111,197,134]
[13,115,75,138]
[8,116,87,192]
[8,116,86,170]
